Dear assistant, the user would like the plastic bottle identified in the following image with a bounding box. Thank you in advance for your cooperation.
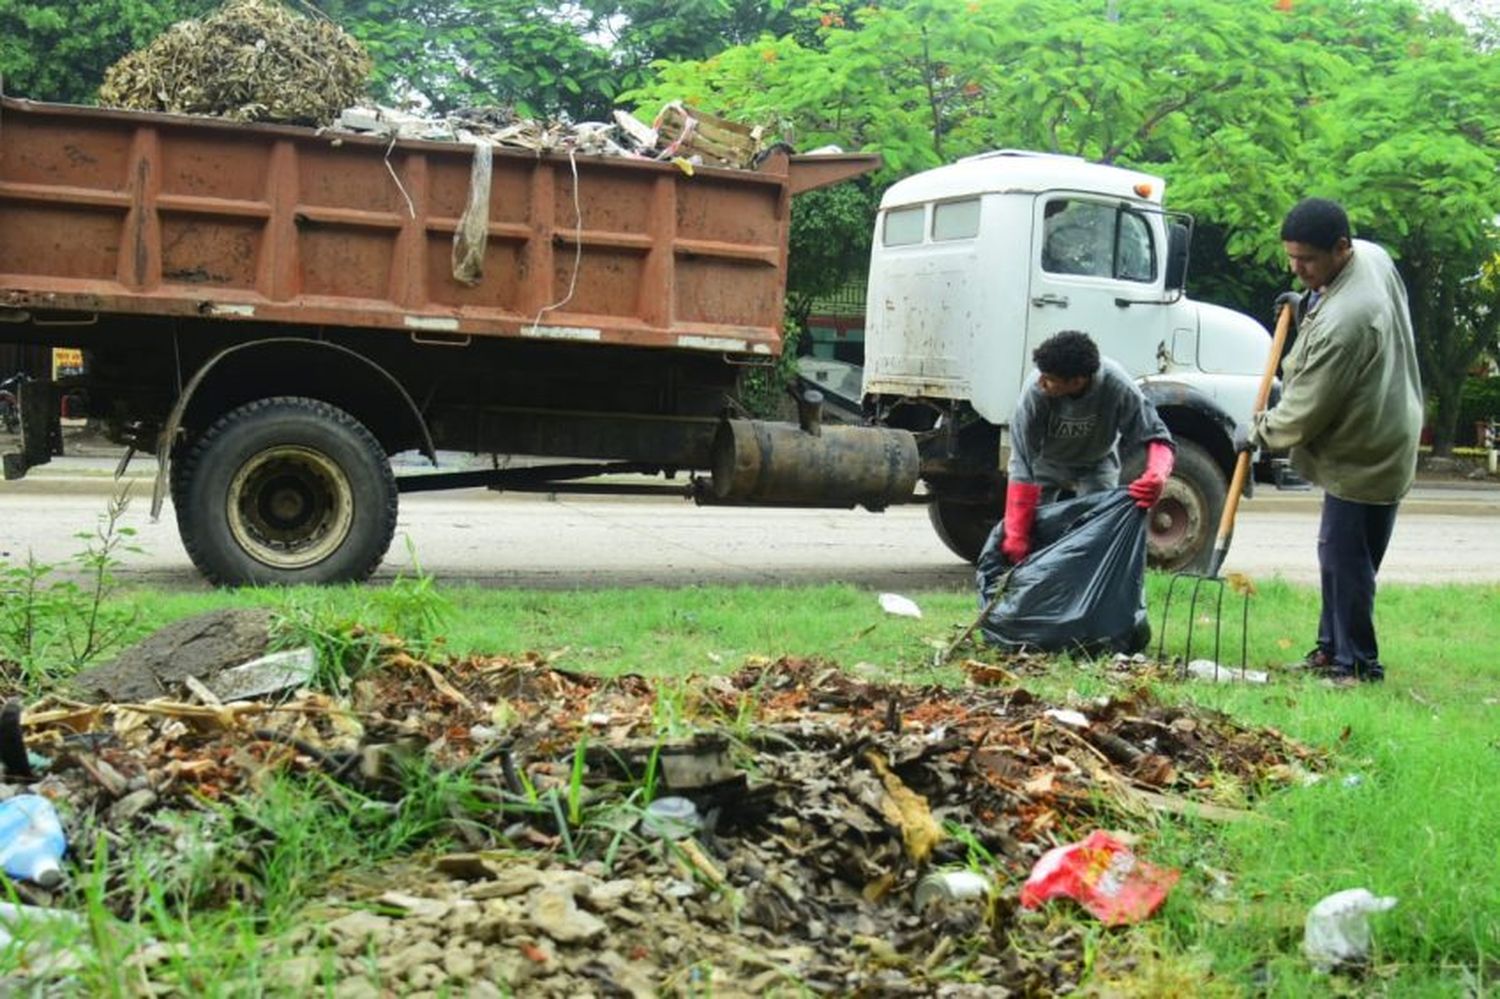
[0,794,67,887]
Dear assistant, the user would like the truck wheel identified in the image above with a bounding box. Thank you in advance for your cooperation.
[928,499,998,564]
[174,397,397,586]
[1124,439,1226,572]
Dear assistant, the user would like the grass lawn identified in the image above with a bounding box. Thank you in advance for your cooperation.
[4,571,1498,994]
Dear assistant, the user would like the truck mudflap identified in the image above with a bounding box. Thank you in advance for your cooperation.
[1,380,60,481]
[709,419,920,511]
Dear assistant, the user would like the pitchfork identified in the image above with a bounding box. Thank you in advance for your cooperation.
[1156,301,1295,677]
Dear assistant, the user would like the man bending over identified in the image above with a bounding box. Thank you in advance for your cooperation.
[1000,330,1175,564]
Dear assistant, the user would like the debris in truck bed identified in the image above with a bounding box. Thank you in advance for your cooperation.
[331,104,664,159]
[97,0,371,125]
[655,101,768,169]
[0,633,1328,993]
[330,102,769,170]
[91,1,774,168]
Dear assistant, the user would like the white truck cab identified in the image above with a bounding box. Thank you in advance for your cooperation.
[862,150,1272,569]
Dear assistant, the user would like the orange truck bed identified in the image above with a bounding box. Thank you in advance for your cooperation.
[0,96,876,356]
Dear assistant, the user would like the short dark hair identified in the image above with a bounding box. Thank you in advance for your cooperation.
[1280,198,1351,250]
[1033,330,1099,379]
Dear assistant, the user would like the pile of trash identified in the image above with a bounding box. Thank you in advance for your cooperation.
[329,101,770,170]
[0,610,1329,992]
[97,0,372,125]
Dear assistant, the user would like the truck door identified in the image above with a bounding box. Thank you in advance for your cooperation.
[1025,196,1169,386]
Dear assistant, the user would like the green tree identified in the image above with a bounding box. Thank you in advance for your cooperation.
[1312,26,1500,452]
[311,0,619,119]
[0,1,214,103]
[625,0,1329,226]
[786,180,880,332]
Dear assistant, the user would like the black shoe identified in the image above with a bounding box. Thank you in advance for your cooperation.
[1356,662,1385,684]
[1321,667,1361,688]
[1291,646,1335,673]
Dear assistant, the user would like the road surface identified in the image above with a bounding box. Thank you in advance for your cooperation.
[2,469,1497,589]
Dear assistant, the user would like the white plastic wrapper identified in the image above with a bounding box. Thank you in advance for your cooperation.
[1303,888,1398,972]
[878,593,923,618]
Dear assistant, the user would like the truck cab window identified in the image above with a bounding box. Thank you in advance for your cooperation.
[1115,210,1156,283]
[932,199,980,241]
[883,206,925,246]
[1041,199,1156,283]
[1042,200,1112,277]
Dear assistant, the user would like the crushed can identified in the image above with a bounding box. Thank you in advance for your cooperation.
[914,870,991,911]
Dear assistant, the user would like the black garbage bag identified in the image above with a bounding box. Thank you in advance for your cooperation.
[976,488,1150,655]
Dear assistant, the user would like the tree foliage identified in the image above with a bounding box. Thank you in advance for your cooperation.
[0,1,214,103]
[1313,26,1500,448]
[307,0,617,118]
[627,0,1500,453]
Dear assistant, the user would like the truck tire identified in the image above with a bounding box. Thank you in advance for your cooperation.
[174,397,397,586]
[928,500,998,564]
[1123,439,1226,573]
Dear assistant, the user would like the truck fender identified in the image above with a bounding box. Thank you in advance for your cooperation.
[150,338,436,519]
[1139,380,1239,479]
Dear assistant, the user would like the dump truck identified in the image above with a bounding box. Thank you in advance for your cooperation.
[0,95,906,584]
[2,96,1272,585]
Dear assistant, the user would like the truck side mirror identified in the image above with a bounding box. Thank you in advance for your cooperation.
[1166,222,1190,292]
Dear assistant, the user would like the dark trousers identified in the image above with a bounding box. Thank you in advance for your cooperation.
[1317,494,1399,669]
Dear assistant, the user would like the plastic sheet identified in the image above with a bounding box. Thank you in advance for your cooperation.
[977,488,1149,654]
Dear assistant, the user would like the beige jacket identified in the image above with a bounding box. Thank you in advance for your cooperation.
[1252,239,1422,504]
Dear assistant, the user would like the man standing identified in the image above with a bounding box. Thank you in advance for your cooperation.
[1000,330,1176,564]
[1239,198,1423,685]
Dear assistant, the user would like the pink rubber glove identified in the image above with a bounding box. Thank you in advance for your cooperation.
[1000,481,1042,564]
[1127,441,1175,509]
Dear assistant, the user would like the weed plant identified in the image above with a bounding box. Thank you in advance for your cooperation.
[270,538,454,692]
[0,489,141,693]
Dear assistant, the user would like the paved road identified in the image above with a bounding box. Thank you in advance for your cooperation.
[2,464,1497,588]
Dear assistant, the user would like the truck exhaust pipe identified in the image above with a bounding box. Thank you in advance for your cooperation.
[709,418,919,511]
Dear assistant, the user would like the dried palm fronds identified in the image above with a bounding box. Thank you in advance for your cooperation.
[98,0,371,126]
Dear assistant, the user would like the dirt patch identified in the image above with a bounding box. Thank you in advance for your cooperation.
[69,609,275,702]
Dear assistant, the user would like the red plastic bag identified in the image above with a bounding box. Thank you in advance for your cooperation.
[1019,830,1179,925]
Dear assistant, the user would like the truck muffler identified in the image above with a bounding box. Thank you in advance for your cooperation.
[709,418,919,510]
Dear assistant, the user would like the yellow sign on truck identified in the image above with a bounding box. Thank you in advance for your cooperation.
[51,348,83,379]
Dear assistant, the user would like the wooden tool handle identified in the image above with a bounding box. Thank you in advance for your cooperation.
[1206,302,1296,576]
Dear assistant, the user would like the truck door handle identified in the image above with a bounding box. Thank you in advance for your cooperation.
[1031,293,1069,308]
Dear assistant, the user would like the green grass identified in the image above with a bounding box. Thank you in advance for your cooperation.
[7,573,1499,994]
[106,581,980,680]
[1142,582,1500,997]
